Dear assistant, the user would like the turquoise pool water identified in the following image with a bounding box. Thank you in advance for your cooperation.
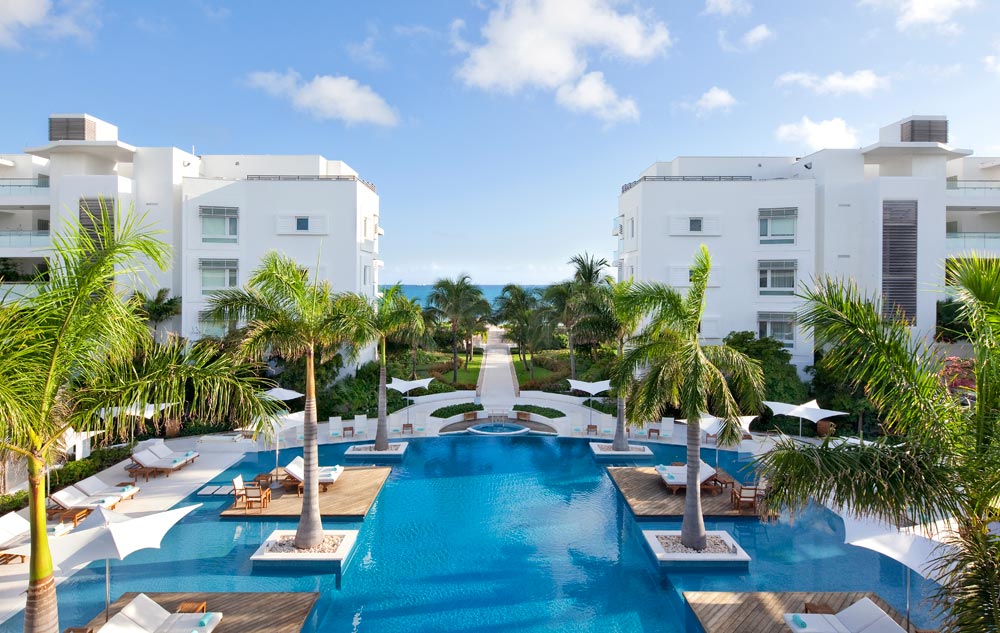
[1,437,941,632]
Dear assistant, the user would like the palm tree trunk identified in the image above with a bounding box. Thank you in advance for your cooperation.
[294,347,324,549]
[612,341,628,451]
[24,455,58,633]
[681,417,707,550]
[451,325,459,383]
[375,337,389,451]
[568,331,576,380]
[410,343,418,380]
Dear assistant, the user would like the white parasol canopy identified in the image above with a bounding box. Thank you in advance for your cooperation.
[685,415,757,466]
[264,387,304,401]
[99,403,171,420]
[9,504,201,621]
[387,377,434,425]
[568,380,613,428]
[763,399,848,438]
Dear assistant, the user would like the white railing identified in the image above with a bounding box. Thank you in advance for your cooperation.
[0,230,50,247]
[946,232,1000,252]
[945,181,1000,197]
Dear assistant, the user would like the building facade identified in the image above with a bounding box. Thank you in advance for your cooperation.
[615,115,999,370]
[0,114,381,344]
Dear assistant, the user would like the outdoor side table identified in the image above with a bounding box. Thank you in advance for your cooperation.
[648,428,661,439]
[176,600,207,614]
[804,602,836,614]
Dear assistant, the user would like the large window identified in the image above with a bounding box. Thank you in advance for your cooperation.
[759,208,797,244]
[758,260,796,295]
[200,206,238,244]
[758,312,795,348]
[200,259,238,295]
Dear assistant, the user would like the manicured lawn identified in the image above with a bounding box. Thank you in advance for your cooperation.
[512,355,554,386]
[409,350,483,386]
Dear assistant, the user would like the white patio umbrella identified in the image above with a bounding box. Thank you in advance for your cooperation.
[696,415,758,466]
[763,399,848,438]
[831,505,955,630]
[567,379,612,429]
[9,504,201,621]
[387,377,434,426]
[271,410,305,472]
[263,387,304,401]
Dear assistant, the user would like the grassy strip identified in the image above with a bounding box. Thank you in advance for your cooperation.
[430,402,484,419]
[512,404,566,419]
[512,355,555,386]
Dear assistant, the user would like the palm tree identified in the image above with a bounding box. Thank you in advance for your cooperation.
[0,203,279,633]
[428,275,486,382]
[755,256,1000,631]
[580,277,643,452]
[616,246,763,550]
[521,302,555,379]
[135,288,182,338]
[546,252,607,380]
[494,284,538,366]
[361,284,424,451]
[202,252,373,549]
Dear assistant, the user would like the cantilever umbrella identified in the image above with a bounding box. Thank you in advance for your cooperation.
[387,377,434,426]
[696,415,757,466]
[263,387,304,402]
[763,399,848,438]
[9,504,201,621]
[567,379,612,429]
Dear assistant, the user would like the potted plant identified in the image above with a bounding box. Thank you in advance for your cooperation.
[816,419,836,438]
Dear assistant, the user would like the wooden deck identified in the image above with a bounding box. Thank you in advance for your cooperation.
[81,592,318,633]
[607,467,761,518]
[684,591,915,633]
[220,466,390,519]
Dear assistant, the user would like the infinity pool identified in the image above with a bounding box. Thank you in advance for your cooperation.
[1,437,940,632]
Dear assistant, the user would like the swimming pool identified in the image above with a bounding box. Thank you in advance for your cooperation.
[1,437,941,632]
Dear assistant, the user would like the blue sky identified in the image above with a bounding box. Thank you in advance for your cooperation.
[1,0,999,284]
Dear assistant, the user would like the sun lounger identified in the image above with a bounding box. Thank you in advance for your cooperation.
[76,475,140,501]
[282,456,344,495]
[147,443,199,465]
[113,592,222,633]
[654,460,721,495]
[50,486,121,511]
[0,512,30,564]
[131,449,190,476]
[783,597,905,632]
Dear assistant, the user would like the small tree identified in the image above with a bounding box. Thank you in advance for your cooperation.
[135,288,182,338]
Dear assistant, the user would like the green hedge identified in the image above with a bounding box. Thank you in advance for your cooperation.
[512,404,565,419]
[583,398,616,415]
[430,403,484,418]
[0,445,135,514]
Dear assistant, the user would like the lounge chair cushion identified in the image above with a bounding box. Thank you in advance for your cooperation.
[284,456,344,484]
[132,450,185,471]
[51,486,120,510]
[782,614,849,633]
[147,444,174,460]
[77,476,140,500]
[836,598,900,632]
[0,512,30,547]
[654,460,716,486]
[99,611,149,633]
[156,611,222,632]
[122,593,171,631]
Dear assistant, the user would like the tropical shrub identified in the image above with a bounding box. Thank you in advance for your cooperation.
[0,490,28,514]
[583,398,616,415]
[430,403,484,418]
[512,404,565,418]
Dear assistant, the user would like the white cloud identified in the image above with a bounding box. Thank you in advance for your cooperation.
[347,36,388,69]
[199,2,231,20]
[985,42,1000,75]
[685,86,736,116]
[454,0,670,123]
[703,0,752,16]
[555,72,638,123]
[246,69,399,127]
[859,0,976,33]
[718,24,773,52]
[776,69,889,96]
[0,0,100,48]
[776,117,859,151]
[741,24,773,48]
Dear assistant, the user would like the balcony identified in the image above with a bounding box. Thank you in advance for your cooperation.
[0,178,49,195]
[611,217,622,236]
[946,181,1000,209]
[0,230,51,248]
[946,232,1000,255]
[0,283,40,302]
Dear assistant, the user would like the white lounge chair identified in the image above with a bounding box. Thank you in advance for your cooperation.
[654,460,720,495]
[131,449,188,476]
[660,417,675,439]
[0,512,30,564]
[328,416,343,439]
[147,443,199,465]
[783,597,905,632]
[284,456,343,483]
[76,475,140,501]
[50,486,121,511]
[116,592,223,633]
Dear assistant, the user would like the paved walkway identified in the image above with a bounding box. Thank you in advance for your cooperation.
[478,326,518,410]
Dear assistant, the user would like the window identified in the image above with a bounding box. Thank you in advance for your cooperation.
[758,260,797,295]
[759,208,797,244]
[296,217,309,231]
[627,266,635,279]
[689,217,703,232]
[198,318,229,339]
[200,206,238,244]
[363,217,369,238]
[363,265,372,286]
[36,219,50,232]
[199,259,238,295]
[946,220,958,235]
[758,312,795,348]
[629,218,635,238]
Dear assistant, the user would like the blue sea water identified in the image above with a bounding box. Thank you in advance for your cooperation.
[390,285,547,307]
[1,437,941,632]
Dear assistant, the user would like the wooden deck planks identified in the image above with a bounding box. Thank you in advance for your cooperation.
[684,591,913,633]
[81,591,318,633]
[607,466,760,518]
[220,466,390,519]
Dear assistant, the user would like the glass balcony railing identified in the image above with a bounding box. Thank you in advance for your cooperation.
[0,178,50,195]
[945,181,1000,197]
[0,283,39,301]
[946,232,1000,251]
[0,231,50,247]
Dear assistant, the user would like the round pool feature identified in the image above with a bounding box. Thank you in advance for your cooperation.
[468,421,530,436]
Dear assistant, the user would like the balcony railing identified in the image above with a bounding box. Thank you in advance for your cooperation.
[946,232,1000,251]
[0,230,50,248]
[0,178,50,195]
[247,174,377,194]
[621,175,751,194]
[945,181,1000,197]
[0,283,40,301]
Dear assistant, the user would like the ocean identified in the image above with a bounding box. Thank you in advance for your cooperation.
[391,284,547,306]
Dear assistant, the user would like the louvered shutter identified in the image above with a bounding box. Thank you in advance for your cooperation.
[881,201,918,322]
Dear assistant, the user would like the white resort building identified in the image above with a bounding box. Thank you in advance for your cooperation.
[615,115,1000,370]
[0,114,382,342]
